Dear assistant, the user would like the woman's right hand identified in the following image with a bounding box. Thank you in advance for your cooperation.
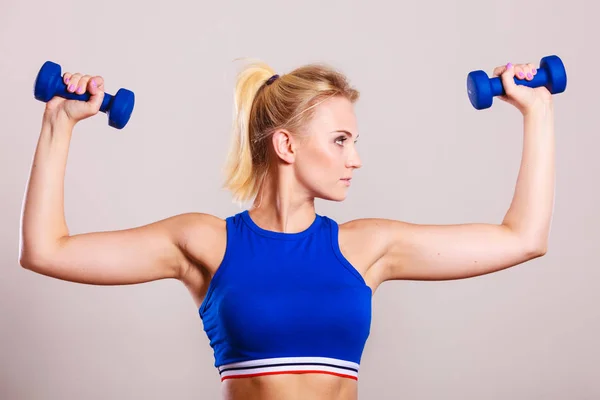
[44,72,105,126]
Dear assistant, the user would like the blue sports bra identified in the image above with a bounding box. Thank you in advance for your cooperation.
[199,210,372,381]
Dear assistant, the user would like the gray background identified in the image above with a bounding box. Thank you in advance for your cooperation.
[2,0,598,399]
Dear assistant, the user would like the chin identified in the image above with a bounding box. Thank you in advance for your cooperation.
[316,191,348,203]
[309,182,350,202]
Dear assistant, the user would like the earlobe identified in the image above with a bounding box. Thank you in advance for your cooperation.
[272,129,296,164]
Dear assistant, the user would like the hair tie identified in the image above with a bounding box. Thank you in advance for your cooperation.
[265,74,280,86]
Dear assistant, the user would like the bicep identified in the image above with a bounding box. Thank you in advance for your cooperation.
[21,213,208,286]
[371,220,545,282]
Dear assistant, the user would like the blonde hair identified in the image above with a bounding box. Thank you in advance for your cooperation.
[222,59,360,205]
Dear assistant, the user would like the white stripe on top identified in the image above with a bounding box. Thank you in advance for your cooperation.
[217,356,360,381]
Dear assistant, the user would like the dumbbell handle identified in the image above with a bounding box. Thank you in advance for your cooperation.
[489,69,549,96]
[48,78,114,112]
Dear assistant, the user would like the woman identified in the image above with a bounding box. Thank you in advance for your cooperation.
[19,59,554,400]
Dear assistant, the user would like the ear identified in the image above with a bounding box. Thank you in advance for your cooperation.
[271,129,297,164]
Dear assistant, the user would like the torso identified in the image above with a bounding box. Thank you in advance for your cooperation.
[178,213,386,400]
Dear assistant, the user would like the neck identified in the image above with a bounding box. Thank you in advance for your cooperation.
[249,167,316,234]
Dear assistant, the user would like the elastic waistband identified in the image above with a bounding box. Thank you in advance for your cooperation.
[217,356,360,381]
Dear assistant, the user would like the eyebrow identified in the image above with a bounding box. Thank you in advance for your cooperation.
[331,130,359,139]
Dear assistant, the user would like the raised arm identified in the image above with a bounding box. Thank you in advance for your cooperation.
[354,61,555,284]
[19,71,224,291]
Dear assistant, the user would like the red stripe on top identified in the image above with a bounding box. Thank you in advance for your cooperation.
[221,370,358,382]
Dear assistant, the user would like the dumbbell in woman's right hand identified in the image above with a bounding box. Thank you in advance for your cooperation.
[44,73,106,126]
[35,61,135,129]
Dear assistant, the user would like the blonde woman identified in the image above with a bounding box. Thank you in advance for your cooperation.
[19,59,554,400]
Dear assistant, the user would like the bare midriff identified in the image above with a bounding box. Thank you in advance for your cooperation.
[221,373,358,400]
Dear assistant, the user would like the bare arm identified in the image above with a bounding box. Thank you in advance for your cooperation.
[20,113,181,284]
[19,73,222,288]
[355,62,555,283]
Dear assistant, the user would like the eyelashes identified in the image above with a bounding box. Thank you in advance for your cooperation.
[335,136,358,146]
[335,136,347,145]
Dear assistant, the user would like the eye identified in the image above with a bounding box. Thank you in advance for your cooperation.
[335,136,348,146]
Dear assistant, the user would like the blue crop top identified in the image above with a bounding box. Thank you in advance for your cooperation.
[199,210,372,381]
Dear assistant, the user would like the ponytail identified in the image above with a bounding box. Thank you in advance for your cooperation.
[222,61,275,205]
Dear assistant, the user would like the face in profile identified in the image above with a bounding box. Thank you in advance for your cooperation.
[292,95,362,202]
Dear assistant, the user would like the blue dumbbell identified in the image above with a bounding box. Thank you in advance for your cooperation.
[34,61,135,129]
[466,55,567,110]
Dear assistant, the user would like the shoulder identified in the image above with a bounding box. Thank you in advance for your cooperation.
[338,217,393,247]
[174,212,226,237]
[338,217,419,261]
[173,212,227,268]
[333,217,396,284]
[338,217,411,244]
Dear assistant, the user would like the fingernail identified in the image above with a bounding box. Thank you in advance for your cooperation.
[518,72,524,78]
[527,73,532,79]
[532,68,537,74]
[507,62,513,68]
[65,77,70,83]
[68,84,74,91]
[91,79,97,87]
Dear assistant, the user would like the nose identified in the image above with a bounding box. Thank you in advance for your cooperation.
[346,147,362,169]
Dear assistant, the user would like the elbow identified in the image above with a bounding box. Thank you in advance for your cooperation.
[19,256,30,269]
[19,245,33,269]
[19,248,52,271]
[523,237,548,259]
[19,251,41,270]
[19,237,66,271]
[504,225,549,259]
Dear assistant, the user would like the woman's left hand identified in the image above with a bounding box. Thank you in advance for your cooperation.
[493,62,553,115]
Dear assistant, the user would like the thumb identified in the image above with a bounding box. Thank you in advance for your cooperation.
[46,96,66,109]
[499,62,518,97]
[86,76,105,112]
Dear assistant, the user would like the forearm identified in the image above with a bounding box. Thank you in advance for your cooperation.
[502,104,555,249]
[20,114,75,263]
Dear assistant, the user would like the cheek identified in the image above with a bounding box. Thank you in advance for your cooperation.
[296,145,340,182]
[306,145,339,171]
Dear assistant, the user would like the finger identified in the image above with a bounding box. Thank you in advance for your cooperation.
[514,65,526,80]
[524,63,535,81]
[63,72,73,86]
[529,63,537,77]
[75,75,92,95]
[492,65,507,77]
[67,73,82,93]
[87,76,104,95]
[500,62,518,96]
[516,63,534,81]
[87,76,105,111]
